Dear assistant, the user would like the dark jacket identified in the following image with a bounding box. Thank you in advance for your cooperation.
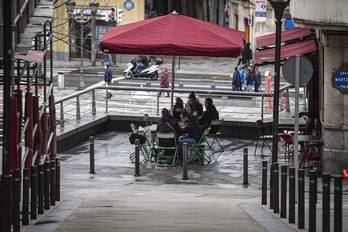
[186,100,203,117]
[246,71,255,85]
[104,68,113,84]
[138,56,149,67]
[199,105,219,133]
[232,70,240,89]
[173,100,184,121]
[243,42,252,60]
[157,114,180,146]
[180,116,202,143]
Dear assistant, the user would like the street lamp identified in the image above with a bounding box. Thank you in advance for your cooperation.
[90,0,99,67]
[66,0,99,89]
[268,0,290,164]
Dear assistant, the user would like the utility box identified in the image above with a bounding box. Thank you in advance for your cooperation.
[58,72,65,89]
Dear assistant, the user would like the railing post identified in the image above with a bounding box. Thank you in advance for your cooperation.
[22,168,30,225]
[157,93,160,115]
[243,148,249,185]
[273,162,279,214]
[56,158,61,201]
[76,95,81,120]
[92,89,96,115]
[44,161,51,210]
[38,164,44,214]
[261,95,264,120]
[50,160,56,205]
[60,101,65,127]
[105,86,109,113]
[13,169,21,231]
[285,88,290,112]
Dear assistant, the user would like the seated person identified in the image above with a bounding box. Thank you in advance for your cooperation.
[198,98,219,134]
[185,91,203,117]
[173,97,185,121]
[132,55,149,73]
[178,111,202,157]
[156,108,180,147]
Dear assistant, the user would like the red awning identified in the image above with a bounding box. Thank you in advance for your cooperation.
[254,40,317,64]
[256,27,312,48]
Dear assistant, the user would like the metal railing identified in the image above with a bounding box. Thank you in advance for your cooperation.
[53,84,305,128]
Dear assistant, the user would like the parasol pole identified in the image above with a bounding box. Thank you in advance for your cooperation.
[170,56,175,115]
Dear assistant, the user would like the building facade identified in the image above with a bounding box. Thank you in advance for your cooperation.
[290,0,348,174]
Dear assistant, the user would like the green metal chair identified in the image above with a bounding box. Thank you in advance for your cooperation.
[154,132,178,167]
[143,114,153,127]
[189,127,212,163]
[129,123,153,162]
[205,119,224,153]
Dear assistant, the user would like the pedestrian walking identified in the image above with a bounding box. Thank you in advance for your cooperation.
[245,68,255,92]
[232,66,240,91]
[243,42,253,68]
[101,53,113,66]
[239,65,245,91]
[158,67,170,97]
[254,65,262,92]
[104,64,113,99]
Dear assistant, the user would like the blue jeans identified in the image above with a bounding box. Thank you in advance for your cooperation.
[246,84,253,92]
[179,137,196,156]
[101,55,113,66]
[133,63,145,73]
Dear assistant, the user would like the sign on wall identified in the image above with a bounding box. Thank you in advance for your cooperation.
[255,0,267,23]
[332,70,348,94]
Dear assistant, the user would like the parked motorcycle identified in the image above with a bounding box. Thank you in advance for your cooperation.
[123,57,163,80]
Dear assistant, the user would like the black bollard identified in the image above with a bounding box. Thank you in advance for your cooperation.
[322,173,330,232]
[56,159,61,201]
[31,166,38,220]
[134,139,141,177]
[22,168,30,225]
[44,161,51,210]
[288,167,295,223]
[280,165,287,218]
[13,169,21,231]
[38,164,44,214]
[298,169,305,229]
[273,163,279,214]
[1,175,12,232]
[309,170,317,232]
[50,160,56,205]
[243,148,249,185]
[89,136,96,174]
[261,160,267,205]
[334,175,342,232]
[270,164,273,209]
[182,143,189,180]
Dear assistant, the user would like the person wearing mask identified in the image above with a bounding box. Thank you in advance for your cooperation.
[132,55,149,73]
[179,111,202,157]
[198,98,219,133]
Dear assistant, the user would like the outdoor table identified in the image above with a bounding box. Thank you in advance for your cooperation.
[298,134,323,154]
[278,117,306,132]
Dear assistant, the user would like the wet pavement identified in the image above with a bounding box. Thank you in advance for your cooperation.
[20,57,348,231]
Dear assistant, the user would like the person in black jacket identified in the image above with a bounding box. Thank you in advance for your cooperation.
[156,108,180,147]
[243,42,252,68]
[178,111,202,156]
[198,98,219,133]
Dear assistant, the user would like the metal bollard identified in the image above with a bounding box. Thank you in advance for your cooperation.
[270,164,273,209]
[280,165,287,218]
[50,160,56,205]
[243,148,249,185]
[1,175,12,232]
[31,166,38,220]
[89,136,96,174]
[298,169,305,229]
[13,169,21,231]
[322,173,330,232]
[261,160,267,205]
[288,167,295,223]
[273,163,279,214]
[334,175,342,232]
[44,161,51,210]
[22,168,30,225]
[56,159,61,201]
[38,164,44,214]
[182,143,189,180]
[134,139,141,177]
[309,170,317,232]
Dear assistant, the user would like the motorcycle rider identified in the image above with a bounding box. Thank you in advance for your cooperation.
[132,55,149,73]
